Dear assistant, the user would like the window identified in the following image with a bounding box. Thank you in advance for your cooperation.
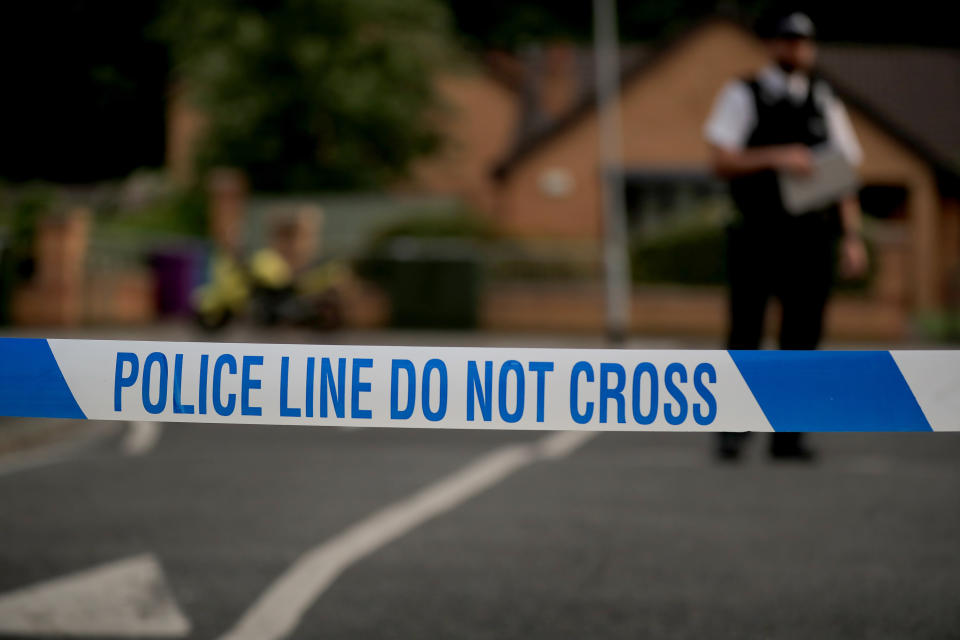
[859,184,908,220]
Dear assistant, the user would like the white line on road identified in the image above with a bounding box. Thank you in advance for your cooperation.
[537,430,597,460]
[0,422,119,478]
[122,421,163,456]
[218,431,597,640]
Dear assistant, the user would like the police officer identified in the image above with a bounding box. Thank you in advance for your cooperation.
[703,12,869,459]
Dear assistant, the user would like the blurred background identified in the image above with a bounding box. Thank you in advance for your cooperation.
[1,3,959,639]
[1,0,958,342]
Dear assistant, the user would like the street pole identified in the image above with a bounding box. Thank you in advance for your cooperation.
[592,0,631,344]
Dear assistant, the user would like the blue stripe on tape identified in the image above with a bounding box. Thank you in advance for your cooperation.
[0,338,86,419]
[729,350,930,432]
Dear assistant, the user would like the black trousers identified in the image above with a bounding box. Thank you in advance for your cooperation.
[720,215,838,454]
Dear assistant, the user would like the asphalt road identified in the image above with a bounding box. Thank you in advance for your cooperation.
[0,329,958,639]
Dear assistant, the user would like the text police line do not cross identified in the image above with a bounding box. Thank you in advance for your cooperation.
[5,340,954,430]
[113,351,718,427]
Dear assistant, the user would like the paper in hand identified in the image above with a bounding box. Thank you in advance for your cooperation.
[779,145,859,215]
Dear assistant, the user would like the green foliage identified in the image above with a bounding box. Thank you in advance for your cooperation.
[365,209,497,248]
[157,0,456,191]
[0,184,57,323]
[0,184,53,250]
[630,222,877,291]
[631,224,727,285]
[916,310,960,343]
[101,188,207,238]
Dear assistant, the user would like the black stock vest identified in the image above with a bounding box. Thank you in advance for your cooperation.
[728,74,836,228]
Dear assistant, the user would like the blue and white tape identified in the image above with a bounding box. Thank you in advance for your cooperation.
[0,338,957,431]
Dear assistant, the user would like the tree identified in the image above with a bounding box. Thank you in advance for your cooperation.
[157,0,455,191]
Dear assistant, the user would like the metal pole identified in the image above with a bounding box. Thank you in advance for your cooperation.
[592,0,631,344]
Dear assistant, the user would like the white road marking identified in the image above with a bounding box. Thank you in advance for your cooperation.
[122,421,163,456]
[0,422,119,478]
[537,430,597,460]
[219,431,597,640]
[0,554,191,637]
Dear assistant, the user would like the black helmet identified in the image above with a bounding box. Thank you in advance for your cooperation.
[773,12,816,40]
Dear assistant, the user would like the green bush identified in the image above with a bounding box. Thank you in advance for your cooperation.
[356,209,492,328]
[365,210,497,247]
[630,222,876,291]
[99,188,207,238]
[0,185,56,323]
[631,224,726,285]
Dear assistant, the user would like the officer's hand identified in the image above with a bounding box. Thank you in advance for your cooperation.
[776,145,814,175]
[841,235,869,279]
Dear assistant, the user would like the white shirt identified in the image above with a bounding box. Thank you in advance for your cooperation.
[704,65,863,166]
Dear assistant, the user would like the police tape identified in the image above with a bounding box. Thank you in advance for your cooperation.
[0,337,957,432]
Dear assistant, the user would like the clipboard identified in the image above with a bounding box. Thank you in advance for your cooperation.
[779,145,859,215]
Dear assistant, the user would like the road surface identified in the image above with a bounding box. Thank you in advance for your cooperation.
[0,329,957,639]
